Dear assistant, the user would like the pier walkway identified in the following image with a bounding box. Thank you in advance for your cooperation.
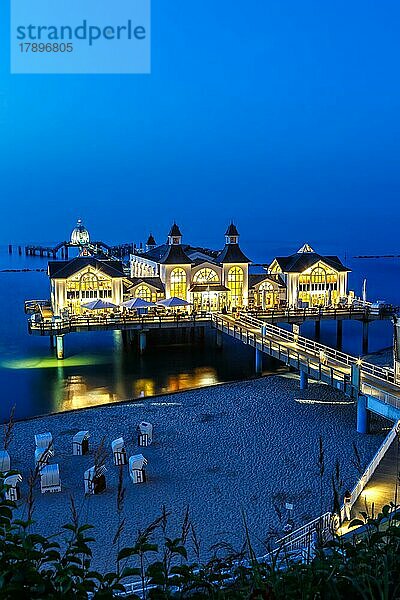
[27,304,390,335]
[211,313,400,423]
[351,432,400,518]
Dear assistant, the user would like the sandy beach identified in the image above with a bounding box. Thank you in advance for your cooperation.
[9,374,386,572]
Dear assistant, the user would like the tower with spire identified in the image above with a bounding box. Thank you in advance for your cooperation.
[217,222,251,308]
[159,223,192,300]
[167,222,182,246]
[146,233,156,252]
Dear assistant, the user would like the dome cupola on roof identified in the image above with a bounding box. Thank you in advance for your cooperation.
[297,243,315,254]
[70,219,90,246]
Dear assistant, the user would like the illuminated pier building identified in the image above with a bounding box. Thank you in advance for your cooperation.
[130,223,261,312]
[268,244,352,308]
[47,221,352,316]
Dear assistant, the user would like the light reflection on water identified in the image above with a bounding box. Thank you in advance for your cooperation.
[53,366,220,412]
[0,248,397,420]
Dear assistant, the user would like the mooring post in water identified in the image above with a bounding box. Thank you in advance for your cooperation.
[56,336,64,360]
[255,347,262,375]
[300,370,308,390]
[362,320,369,355]
[139,331,147,355]
[356,395,370,434]
[336,319,343,350]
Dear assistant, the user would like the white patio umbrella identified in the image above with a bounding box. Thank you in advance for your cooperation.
[82,299,117,310]
[157,297,191,308]
[121,298,156,309]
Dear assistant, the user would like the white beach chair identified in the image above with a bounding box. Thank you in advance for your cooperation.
[72,431,90,456]
[129,454,148,484]
[111,437,127,466]
[35,446,54,470]
[84,465,107,495]
[0,450,11,473]
[35,432,54,453]
[4,473,22,501]
[40,464,61,493]
[137,422,153,447]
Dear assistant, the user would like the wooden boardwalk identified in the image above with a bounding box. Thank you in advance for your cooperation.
[351,435,400,518]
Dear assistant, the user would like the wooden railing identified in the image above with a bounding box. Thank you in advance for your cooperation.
[28,312,212,335]
[248,306,385,322]
[219,313,397,387]
[342,420,400,519]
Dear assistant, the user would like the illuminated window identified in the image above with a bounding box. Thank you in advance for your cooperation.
[227,266,244,306]
[193,268,219,284]
[135,285,151,301]
[80,273,99,291]
[170,268,187,299]
[259,281,277,308]
[259,281,274,293]
[311,267,326,284]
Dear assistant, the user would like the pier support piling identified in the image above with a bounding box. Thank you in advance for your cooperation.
[351,364,361,398]
[362,321,369,355]
[49,335,55,351]
[255,348,262,375]
[56,336,64,360]
[121,330,129,348]
[139,331,147,355]
[336,320,343,350]
[356,395,370,434]
[314,320,321,342]
[300,370,309,390]
[216,329,223,350]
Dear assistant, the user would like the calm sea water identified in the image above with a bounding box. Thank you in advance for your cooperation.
[0,244,398,421]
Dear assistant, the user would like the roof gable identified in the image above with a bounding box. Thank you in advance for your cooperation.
[271,252,350,273]
[159,244,192,265]
[217,244,251,264]
[48,257,125,279]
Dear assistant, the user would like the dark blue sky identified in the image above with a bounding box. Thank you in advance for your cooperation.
[1,1,399,254]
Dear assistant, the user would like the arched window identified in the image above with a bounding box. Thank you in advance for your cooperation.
[80,273,98,290]
[135,285,151,302]
[259,281,274,293]
[170,268,187,299]
[193,268,219,284]
[227,266,244,307]
[79,273,99,300]
[311,267,326,284]
[259,281,276,308]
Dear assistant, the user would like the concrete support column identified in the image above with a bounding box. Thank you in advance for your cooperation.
[255,348,262,375]
[49,335,55,350]
[357,395,370,434]
[139,331,147,355]
[362,321,369,355]
[56,336,64,360]
[336,320,343,351]
[216,329,223,349]
[121,330,129,348]
[300,370,308,390]
[198,326,205,343]
[351,364,361,398]
[315,320,321,342]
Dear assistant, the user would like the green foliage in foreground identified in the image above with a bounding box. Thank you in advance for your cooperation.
[1,485,400,600]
